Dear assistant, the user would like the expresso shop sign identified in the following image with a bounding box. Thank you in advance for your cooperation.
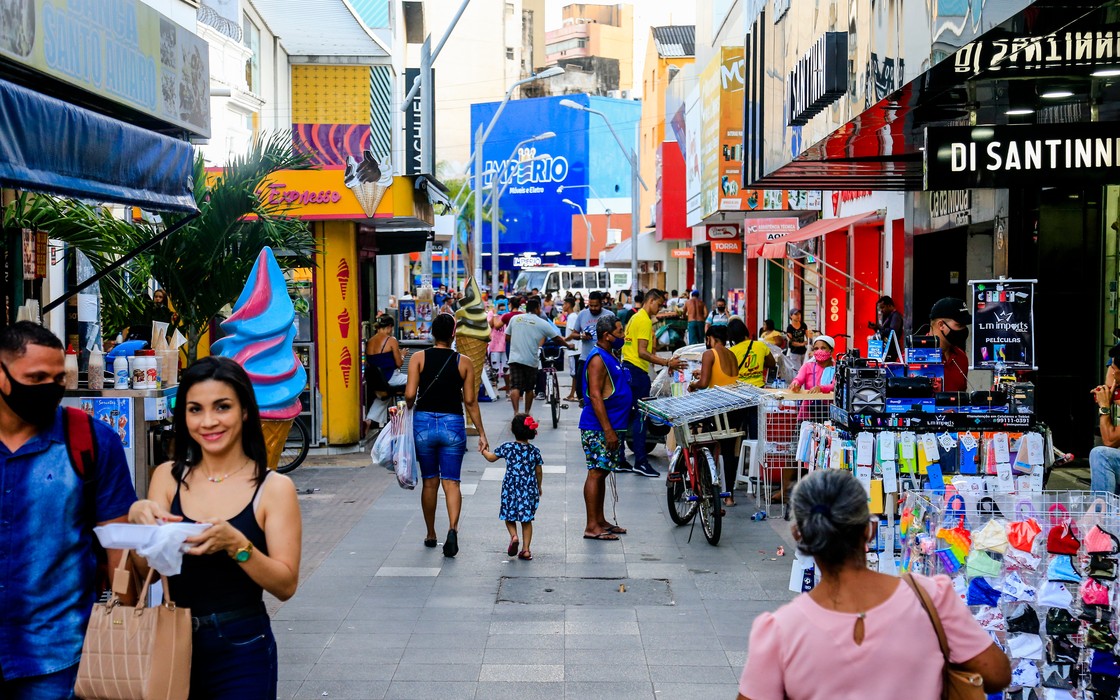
[925,123,1120,189]
[786,32,848,127]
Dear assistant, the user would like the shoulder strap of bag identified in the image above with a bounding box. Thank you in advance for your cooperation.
[903,574,953,667]
[738,341,755,370]
[416,351,457,406]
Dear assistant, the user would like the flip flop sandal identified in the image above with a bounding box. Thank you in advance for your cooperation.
[507,539,519,556]
[424,538,437,548]
[607,525,628,535]
[518,550,533,560]
[583,532,620,540]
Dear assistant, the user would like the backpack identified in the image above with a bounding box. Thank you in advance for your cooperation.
[61,407,111,592]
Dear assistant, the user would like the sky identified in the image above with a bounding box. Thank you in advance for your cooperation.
[544,1,697,89]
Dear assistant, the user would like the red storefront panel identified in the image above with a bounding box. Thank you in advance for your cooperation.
[656,142,689,241]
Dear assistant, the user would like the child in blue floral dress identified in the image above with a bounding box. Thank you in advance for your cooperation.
[482,414,543,560]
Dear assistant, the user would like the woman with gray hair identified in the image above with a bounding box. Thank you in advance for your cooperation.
[736,470,1009,700]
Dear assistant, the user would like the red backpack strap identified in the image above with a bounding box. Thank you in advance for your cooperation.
[62,406,97,480]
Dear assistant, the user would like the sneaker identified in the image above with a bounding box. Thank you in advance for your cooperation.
[633,461,660,478]
[615,459,635,473]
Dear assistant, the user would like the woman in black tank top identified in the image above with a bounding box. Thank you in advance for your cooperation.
[405,313,489,557]
[127,357,302,699]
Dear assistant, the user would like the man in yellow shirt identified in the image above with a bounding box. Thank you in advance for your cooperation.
[621,289,686,477]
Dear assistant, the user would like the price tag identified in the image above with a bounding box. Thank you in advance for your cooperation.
[900,432,917,460]
[878,432,897,463]
[856,465,873,494]
[882,460,898,494]
[856,433,875,466]
[920,433,940,461]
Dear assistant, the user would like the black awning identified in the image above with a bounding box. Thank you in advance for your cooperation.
[358,224,433,256]
[0,78,197,211]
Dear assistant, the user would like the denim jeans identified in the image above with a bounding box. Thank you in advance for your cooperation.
[189,612,277,700]
[414,411,467,481]
[1091,446,1120,495]
[624,362,652,465]
[0,663,77,700]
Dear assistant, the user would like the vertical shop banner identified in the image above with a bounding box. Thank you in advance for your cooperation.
[317,222,359,444]
[969,279,1036,370]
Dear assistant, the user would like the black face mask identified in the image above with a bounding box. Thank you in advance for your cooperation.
[942,323,970,348]
[717,307,726,313]
[0,363,64,428]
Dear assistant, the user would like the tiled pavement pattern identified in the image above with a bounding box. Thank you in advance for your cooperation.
[275,399,800,699]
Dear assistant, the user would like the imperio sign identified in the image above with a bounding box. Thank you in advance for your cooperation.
[786,32,848,127]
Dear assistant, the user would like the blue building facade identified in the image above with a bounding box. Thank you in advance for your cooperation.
[469,95,641,274]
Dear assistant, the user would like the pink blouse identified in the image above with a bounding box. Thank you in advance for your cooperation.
[792,360,834,393]
[739,574,993,700]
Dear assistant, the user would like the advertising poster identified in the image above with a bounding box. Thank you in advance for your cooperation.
[968,279,1036,370]
[81,397,131,448]
[398,299,418,339]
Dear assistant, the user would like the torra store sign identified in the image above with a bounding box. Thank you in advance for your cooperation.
[925,123,1120,188]
[786,32,848,126]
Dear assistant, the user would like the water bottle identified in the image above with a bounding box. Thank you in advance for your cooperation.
[113,354,129,389]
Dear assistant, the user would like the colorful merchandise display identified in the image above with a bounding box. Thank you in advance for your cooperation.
[901,491,1120,698]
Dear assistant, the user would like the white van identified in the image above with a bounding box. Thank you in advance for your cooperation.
[512,266,632,299]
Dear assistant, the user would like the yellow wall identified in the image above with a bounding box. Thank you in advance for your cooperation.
[639,33,693,232]
[314,220,360,444]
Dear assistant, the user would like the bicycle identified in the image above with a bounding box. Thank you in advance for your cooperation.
[539,342,569,429]
[664,411,740,545]
[276,419,311,474]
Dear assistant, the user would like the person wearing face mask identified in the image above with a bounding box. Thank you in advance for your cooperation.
[929,297,972,393]
[790,336,837,394]
[0,322,159,698]
[580,317,631,540]
[705,298,730,333]
[1090,343,1120,495]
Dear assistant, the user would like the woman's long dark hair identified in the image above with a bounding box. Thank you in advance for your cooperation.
[171,356,269,488]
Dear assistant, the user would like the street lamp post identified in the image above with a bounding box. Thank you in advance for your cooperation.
[473,67,564,286]
[562,199,592,264]
[557,183,611,262]
[488,132,554,298]
[559,99,647,295]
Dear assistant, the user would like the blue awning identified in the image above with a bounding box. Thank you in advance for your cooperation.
[0,78,197,212]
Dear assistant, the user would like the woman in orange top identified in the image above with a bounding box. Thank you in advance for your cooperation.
[688,325,740,507]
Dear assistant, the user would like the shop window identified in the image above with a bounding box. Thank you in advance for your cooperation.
[243,14,261,94]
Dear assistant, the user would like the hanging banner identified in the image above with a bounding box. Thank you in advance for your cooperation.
[968,279,1036,370]
[744,217,799,246]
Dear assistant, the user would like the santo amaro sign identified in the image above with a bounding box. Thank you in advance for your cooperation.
[925,123,1120,188]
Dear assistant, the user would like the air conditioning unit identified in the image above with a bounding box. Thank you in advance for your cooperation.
[650,261,663,273]
[606,228,622,246]
[639,262,649,273]
[620,89,632,100]
[608,89,622,99]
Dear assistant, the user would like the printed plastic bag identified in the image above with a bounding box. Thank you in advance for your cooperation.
[392,408,418,490]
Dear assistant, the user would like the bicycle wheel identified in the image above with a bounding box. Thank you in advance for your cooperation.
[696,447,722,545]
[550,373,560,428]
[665,446,697,525]
[276,419,310,474]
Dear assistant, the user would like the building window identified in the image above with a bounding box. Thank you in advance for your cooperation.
[506,47,515,60]
[545,37,587,54]
[243,13,261,94]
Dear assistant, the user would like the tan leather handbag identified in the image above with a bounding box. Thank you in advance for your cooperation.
[75,551,191,700]
[903,574,986,700]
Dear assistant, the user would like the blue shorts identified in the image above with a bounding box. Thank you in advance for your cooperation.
[414,411,467,481]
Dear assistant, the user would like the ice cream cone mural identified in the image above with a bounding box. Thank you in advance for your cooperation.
[455,276,491,415]
[344,148,393,218]
[337,308,351,339]
[336,258,350,300]
[212,247,306,470]
[339,346,353,388]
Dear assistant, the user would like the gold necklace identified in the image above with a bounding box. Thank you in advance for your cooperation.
[203,459,252,484]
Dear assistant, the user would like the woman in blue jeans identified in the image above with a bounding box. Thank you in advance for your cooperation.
[406,314,489,557]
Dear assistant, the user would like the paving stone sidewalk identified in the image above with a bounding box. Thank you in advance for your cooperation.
[276,399,797,700]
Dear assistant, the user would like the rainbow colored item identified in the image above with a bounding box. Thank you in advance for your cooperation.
[211,247,305,420]
[936,519,972,562]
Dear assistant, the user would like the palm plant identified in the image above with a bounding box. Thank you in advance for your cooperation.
[3,132,318,361]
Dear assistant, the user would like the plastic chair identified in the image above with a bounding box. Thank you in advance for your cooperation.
[736,439,759,494]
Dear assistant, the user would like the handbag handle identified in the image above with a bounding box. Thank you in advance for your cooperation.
[109,549,174,611]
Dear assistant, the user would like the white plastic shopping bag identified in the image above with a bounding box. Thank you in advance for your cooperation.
[393,408,418,490]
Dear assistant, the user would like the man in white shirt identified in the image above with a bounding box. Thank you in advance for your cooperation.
[506,297,571,414]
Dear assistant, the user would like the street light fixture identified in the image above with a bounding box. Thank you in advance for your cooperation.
[489,132,555,298]
[557,183,612,240]
[559,99,647,294]
[562,198,593,265]
[473,68,564,285]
